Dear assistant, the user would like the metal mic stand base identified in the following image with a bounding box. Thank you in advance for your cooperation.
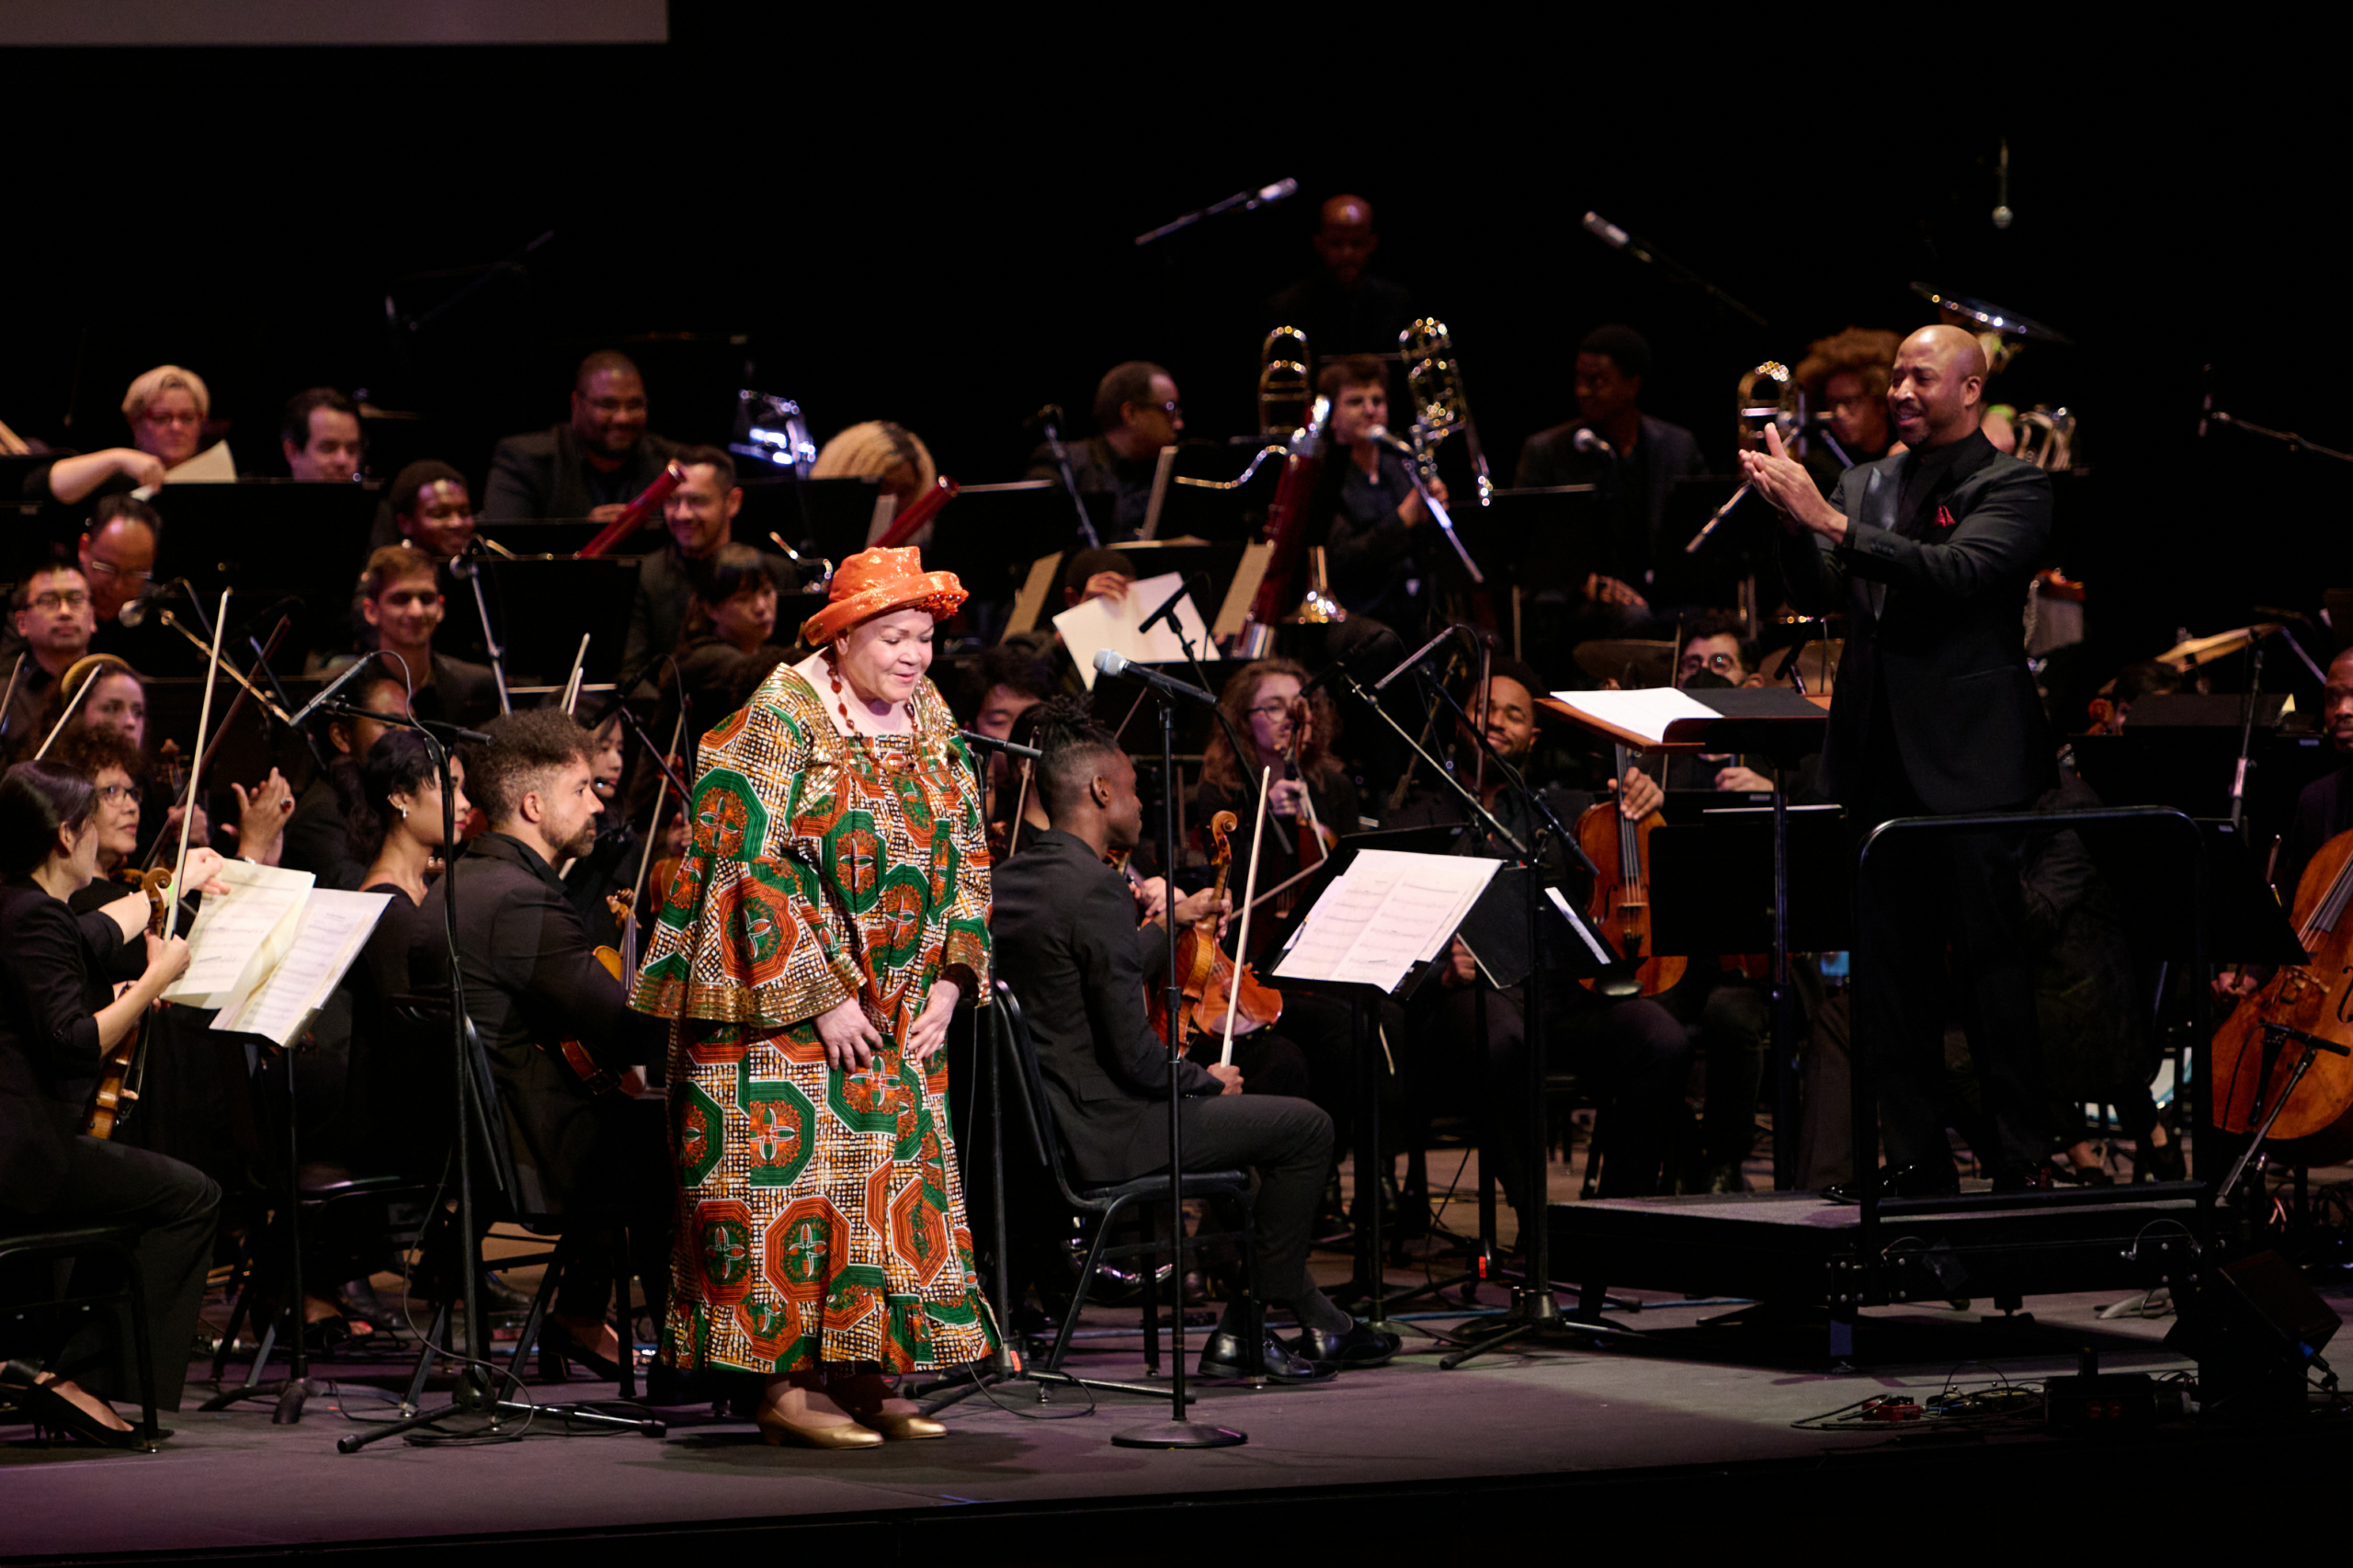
[1438,1285,1643,1370]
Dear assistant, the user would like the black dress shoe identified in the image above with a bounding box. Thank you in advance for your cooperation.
[1196,1327,1333,1384]
[1823,1164,1961,1204]
[1290,1321,1402,1369]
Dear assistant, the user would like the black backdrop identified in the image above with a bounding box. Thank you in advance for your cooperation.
[0,27,2340,698]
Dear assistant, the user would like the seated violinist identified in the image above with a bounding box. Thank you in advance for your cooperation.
[991,699,1396,1379]
[1386,658,1696,1199]
[341,546,500,730]
[1191,658,1356,880]
[409,709,669,1380]
[0,760,231,1446]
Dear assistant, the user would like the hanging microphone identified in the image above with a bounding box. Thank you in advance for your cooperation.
[287,650,386,730]
[1093,648,1216,707]
[1581,211,1651,264]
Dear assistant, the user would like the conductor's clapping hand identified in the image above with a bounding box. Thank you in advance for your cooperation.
[1737,426,1847,542]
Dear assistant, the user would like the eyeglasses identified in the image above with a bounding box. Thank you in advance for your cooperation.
[31,590,90,611]
[1677,651,1742,676]
[1248,700,1299,721]
[84,559,152,587]
[138,408,201,426]
[98,782,143,804]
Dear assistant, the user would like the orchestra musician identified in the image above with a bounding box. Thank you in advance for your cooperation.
[1792,327,1901,495]
[667,542,790,760]
[1259,194,1419,361]
[2265,642,2353,908]
[991,698,1399,1379]
[280,388,364,485]
[1513,325,1708,627]
[1741,323,2058,1197]
[811,422,939,544]
[3,562,96,750]
[77,498,163,666]
[0,760,230,1444]
[484,350,676,524]
[1023,363,1183,543]
[1315,354,1449,628]
[345,546,501,730]
[1386,659,1695,1199]
[631,547,995,1449]
[620,446,792,683]
[369,460,476,558]
[280,675,413,892]
[26,366,214,544]
[410,710,672,1385]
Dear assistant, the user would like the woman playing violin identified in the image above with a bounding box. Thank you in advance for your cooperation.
[1191,658,1355,884]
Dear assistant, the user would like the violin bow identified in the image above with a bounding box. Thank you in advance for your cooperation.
[0,652,21,744]
[140,616,290,871]
[627,700,691,919]
[168,589,233,933]
[32,662,104,760]
[1218,765,1275,1068]
[559,633,590,715]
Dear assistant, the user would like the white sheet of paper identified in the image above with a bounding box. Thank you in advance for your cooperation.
[1547,686,1715,749]
[1272,849,1501,993]
[129,439,235,499]
[212,890,392,1046]
[1052,571,1214,690]
[165,859,314,1007]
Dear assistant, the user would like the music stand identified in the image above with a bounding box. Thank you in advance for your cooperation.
[929,483,1075,597]
[1538,687,1829,1189]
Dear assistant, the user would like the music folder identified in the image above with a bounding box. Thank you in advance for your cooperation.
[1540,685,1828,761]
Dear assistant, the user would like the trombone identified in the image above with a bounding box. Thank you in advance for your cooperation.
[1258,326,1313,437]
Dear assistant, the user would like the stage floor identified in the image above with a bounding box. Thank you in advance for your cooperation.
[0,1275,2252,1561]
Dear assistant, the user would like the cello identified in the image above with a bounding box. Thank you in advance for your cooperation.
[2210,825,2353,1162]
[1574,743,1686,997]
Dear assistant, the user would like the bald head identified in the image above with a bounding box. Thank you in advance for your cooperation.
[2327,646,2353,750]
[1889,324,1990,449]
[1314,194,1378,288]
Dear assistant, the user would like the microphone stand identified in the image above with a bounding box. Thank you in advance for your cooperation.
[334,702,658,1452]
[448,549,512,715]
[1037,407,1101,549]
[1111,676,1246,1449]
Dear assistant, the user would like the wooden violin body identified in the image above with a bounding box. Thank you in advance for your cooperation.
[1148,811,1284,1043]
[2211,827,2353,1162]
[85,868,172,1139]
[552,944,643,1096]
[1574,787,1686,999]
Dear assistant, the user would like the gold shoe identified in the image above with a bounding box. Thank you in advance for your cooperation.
[858,1410,948,1440]
[755,1409,884,1450]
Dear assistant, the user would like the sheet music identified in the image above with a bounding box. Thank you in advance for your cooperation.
[1545,687,1715,749]
[1273,849,1501,993]
[1052,571,1214,690]
[130,439,235,499]
[213,891,392,1047]
[164,859,314,1008]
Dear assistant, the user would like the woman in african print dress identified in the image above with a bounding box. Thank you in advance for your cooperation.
[631,547,993,1450]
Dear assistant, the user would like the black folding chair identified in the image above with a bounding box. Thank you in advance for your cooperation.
[0,1225,161,1445]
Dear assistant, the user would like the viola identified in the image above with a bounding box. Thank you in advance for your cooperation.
[1574,744,1687,997]
[2211,825,2353,1162]
[85,869,172,1139]
[1148,811,1284,1044]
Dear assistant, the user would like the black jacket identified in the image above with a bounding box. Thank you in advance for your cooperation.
[410,832,663,1215]
[1779,431,2056,813]
[1515,413,1710,589]
[482,423,676,522]
[991,829,1220,1183]
[0,880,137,1214]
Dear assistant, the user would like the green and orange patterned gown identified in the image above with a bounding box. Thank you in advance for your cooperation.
[629,665,995,1375]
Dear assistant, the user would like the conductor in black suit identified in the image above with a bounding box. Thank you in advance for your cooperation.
[991,699,1396,1378]
[1743,324,2057,1194]
[412,709,667,1374]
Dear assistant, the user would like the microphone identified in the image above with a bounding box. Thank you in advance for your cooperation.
[1581,210,1651,264]
[1371,624,1475,694]
[959,728,1041,760]
[1573,428,1615,458]
[1023,403,1066,433]
[1363,424,1416,456]
[1251,177,1300,209]
[287,650,385,731]
[1093,648,1216,708]
[1135,574,1206,639]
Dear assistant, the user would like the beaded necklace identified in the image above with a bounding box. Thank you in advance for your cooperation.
[824,647,911,767]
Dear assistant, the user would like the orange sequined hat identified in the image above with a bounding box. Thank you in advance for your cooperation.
[798,546,967,647]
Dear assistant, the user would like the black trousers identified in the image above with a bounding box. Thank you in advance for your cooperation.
[1090,1093,1333,1304]
[4,1136,221,1411]
[1659,968,1768,1169]
[1858,770,2049,1176]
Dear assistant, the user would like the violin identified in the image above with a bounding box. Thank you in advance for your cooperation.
[1574,743,1686,997]
[1147,811,1284,1044]
[2210,825,2353,1161]
[85,871,171,1138]
[552,939,646,1098]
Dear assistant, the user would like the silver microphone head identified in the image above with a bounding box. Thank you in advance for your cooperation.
[1573,428,1614,457]
[1093,648,1128,677]
[1582,211,1631,249]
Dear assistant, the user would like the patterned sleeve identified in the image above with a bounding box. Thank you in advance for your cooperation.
[924,681,993,1000]
[630,672,863,1028]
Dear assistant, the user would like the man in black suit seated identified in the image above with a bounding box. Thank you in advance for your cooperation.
[1022,364,1183,544]
[991,699,1397,1378]
[483,350,676,524]
[411,708,668,1375]
[1514,324,1710,630]
[1386,659,1696,1199]
[1742,323,2058,1195]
